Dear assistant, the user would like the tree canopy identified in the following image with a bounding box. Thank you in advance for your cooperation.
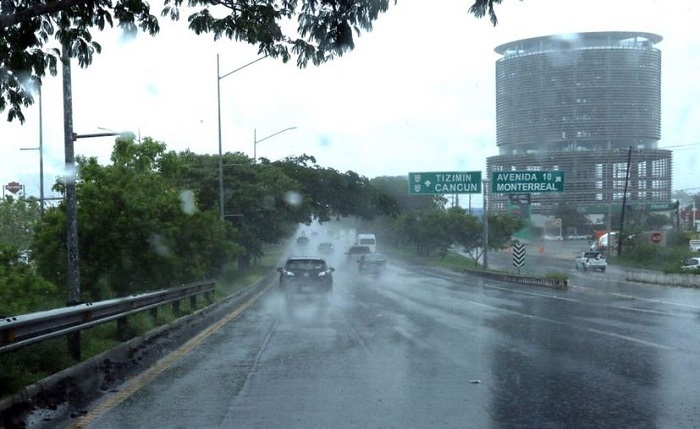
[0,0,508,122]
[27,136,396,300]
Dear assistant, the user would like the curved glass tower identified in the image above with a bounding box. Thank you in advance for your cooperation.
[487,32,672,213]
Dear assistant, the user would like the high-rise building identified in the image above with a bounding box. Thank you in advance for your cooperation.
[487,31,672,214]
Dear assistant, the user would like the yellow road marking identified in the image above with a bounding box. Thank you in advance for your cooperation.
[69,283,272,428]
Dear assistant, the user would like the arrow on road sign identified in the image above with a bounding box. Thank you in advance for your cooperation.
[513,244,526,269]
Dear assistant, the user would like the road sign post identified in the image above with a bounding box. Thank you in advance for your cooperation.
[408,171,482,195]
[491,171,565,194]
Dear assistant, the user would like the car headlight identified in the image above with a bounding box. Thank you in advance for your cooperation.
[283,271,295,277]
[318,271,328,277]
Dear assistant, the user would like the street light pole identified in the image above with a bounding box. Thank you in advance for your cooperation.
[253,126,297,163]
[19,85,44,214]
[217,54,267,220]
[217,54,224,221]
[482,179,489,270]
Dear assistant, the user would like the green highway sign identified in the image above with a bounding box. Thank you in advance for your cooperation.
[408,171,482,195]
[491,170,565,194]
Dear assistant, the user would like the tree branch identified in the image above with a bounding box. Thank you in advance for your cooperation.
[0,0,92,28]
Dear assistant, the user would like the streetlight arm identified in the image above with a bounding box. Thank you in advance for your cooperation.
[254,126,297,164]
[73,131,133,140]
[254,127,298,144]
[219,55,268,80]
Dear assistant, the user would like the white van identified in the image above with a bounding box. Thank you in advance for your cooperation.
[356,234,377,253]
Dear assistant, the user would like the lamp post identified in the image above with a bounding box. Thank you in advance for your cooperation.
[217,54,267,220]
[62,39,133,359]
[253,126,297,163]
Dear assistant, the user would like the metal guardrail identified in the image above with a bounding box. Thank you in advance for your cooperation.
[0,280,215,355]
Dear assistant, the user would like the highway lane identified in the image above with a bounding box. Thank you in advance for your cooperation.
[60,254,700,429]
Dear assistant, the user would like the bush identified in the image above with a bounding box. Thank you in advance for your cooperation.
[545,272,569,281]
[617,244,693,271]
[0,247,60,317]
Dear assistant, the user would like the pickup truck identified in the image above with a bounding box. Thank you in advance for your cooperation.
[575,251,607,272]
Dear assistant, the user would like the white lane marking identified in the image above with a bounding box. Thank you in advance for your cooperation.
[69,283,273,429]
[609,292,700,311]
[465,300,671,350]
[399,266,678,349]
[586,328,672,350]
[484,284,580,302]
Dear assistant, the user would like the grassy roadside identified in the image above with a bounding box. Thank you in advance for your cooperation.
[384,245,481,272]
[383,245,570,282]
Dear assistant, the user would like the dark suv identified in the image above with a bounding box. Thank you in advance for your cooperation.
[278,257,334,294]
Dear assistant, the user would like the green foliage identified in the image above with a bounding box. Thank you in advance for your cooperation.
[32,137,240,301]
[544,272,568,281]
[28,137,392,299]
[488,213,523,249]
[552,202,591,236]
[0,246,58,316]
[271,155,394,223]
[392,204,521,260]
[395,209,451,257]
[369,176,443,215]
[468,0,516,25]
[384,243,473,273]
[0,338,76,396]
[0,196,42,250]
[616,243,693,271]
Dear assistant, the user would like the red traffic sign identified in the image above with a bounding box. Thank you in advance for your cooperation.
[651,232,663,244]
[5,181,22,194]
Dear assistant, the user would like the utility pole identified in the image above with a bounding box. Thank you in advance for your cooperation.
[482,179,489,270]
[62,41,81,360]
[617,146,633,257]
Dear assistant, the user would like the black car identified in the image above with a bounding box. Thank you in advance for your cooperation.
[278,257,334,294]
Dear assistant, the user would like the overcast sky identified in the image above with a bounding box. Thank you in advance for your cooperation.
[1,0,699,202]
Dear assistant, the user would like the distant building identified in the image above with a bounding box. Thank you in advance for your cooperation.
[487,31,672,214]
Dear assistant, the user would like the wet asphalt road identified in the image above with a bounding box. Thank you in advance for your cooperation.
[67,250,700,429]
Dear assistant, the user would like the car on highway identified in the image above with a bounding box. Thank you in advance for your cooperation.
[575,251,607,272]
[317,242,335,255]
[357,253,387,275]
[278,257,334,295]
[345,245,372,262]
[682,257,700,271]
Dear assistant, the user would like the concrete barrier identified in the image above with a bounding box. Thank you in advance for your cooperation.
[463,268,568,290]
[626,271,700,288]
